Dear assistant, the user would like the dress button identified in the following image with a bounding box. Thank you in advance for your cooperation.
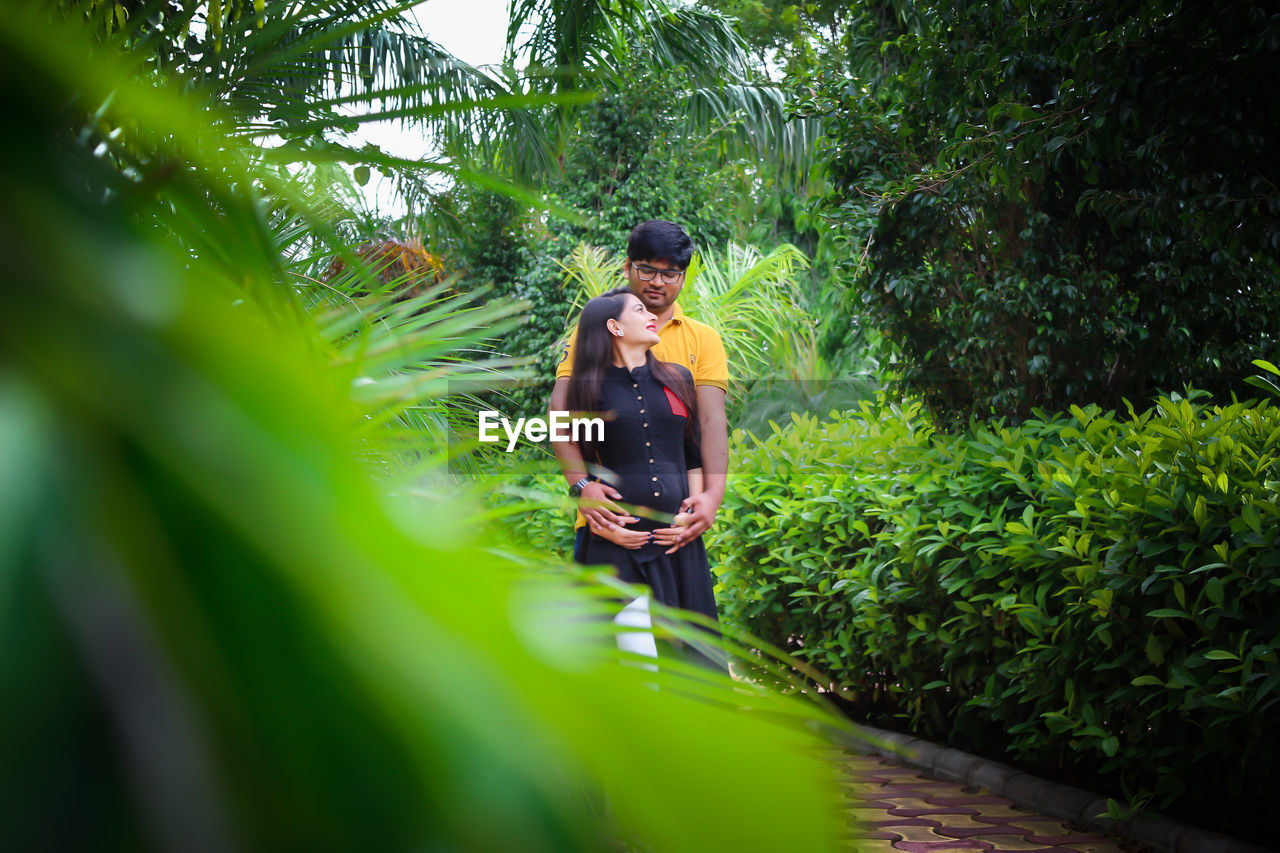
[652,476,658,481]
[649,458,654,464]
[645,441,651,447]
[636,396,642,400]
[653,491,660,497]
[639,409,645,414]
[642,423,648,428]
[633,383,638,388]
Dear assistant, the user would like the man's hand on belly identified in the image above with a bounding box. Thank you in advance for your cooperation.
[657,491,720,553]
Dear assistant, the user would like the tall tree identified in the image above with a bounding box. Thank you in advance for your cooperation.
[485,0,819,183]
[807,0,1280,420]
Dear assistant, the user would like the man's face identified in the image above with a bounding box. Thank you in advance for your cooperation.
[625,257,686,312]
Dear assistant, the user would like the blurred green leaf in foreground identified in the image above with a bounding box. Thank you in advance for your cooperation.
[0,3,846,851]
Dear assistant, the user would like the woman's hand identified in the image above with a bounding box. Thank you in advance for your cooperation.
[593,521,650,550]
[579,481,638,531]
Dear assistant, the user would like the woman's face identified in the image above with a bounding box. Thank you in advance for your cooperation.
[612,294,660,346]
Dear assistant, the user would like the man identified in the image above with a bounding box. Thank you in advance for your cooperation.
[549,219,729,559]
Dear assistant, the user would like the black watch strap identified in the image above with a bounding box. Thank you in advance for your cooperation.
[568,476,591,498]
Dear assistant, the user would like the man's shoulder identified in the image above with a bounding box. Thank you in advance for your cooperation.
[674,314,723,345]
[669,362,695,382]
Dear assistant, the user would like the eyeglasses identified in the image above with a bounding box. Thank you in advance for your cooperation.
[631,263,685,284]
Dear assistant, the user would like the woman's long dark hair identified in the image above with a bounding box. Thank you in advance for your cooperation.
[566,287,698,452]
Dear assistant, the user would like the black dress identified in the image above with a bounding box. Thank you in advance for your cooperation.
[573,362,719,629]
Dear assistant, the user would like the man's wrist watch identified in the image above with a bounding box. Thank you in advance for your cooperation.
[568,477,591,498]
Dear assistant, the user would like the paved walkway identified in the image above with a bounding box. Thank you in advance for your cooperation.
[843,752,1141,853]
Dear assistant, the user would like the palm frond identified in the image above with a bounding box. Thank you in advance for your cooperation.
[560,243,626,311]
[643,6,753,83]
[681,242,814,378]
[507,0,662,81]
[686,83,823,181]
[559,241,817,383]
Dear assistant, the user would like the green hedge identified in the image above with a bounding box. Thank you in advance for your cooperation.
[710,395,1280,836]
[478,462,576,558]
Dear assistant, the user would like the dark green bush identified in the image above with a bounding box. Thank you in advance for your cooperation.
[804,0,1280,420]
[711,394,1280,839]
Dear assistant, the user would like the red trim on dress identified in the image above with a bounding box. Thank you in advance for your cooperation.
[663,386,688,418]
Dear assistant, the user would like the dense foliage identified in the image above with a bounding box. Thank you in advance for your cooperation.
[441,63,781,417]
[710,393,1280,841]
[35,0,1280,847]
[806,0,1280,420]
[1,4,852,850]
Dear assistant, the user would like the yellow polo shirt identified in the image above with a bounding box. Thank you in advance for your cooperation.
[556,301,729,530]
[555,301,730,389]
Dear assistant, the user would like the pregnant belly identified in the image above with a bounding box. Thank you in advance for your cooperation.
[611,473,687,520]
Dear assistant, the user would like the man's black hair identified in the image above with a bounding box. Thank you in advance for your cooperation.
[627,220,694,270]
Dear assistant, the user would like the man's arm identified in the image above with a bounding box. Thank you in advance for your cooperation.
[664,385,726,552]
[695,385,728,503]
[549,377,634,530]
[549,377,586,488]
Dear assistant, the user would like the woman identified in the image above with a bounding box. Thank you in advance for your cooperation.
[565,287,719,658]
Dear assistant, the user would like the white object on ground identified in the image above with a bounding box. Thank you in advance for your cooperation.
[615,594,658,668]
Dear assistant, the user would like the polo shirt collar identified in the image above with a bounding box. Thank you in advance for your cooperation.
[668,302,686,325]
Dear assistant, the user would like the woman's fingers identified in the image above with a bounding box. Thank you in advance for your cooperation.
[583,507,634,529]
[600,524,649,548]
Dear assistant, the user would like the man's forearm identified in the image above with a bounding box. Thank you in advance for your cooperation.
[549,377,588,486]
[552,439,588,487]
[701,423,728,499]
[697,388,729,501]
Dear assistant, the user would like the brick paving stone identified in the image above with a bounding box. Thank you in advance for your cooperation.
[924,796,1021,806]
[938,826,1040,841]
[846,782,893,795]
[1006,819,1115,846]
[892,809,986,819]
[841,749,1144,853]
[878,797,983,817]
[930,814,1028,833]
[867,818,947,829]
[878,785,978,798]
[848,807,921,823]
[889,825,982,844]
[849,829,905,840]
[891,842,993,852]
[960,807,1046,819]
[972,838,1057,851]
